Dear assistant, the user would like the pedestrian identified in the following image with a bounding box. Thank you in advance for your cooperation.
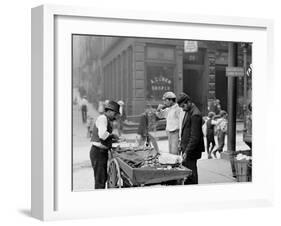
[137,105,159,153]
[89,100,120,189]
[208,98,221,116]
[86,116,94,138]
[205,111,216,159]
[98,100,104,114]
[156,91,182,155]
[212,110,228,158]
[177,92,205,184]
[117,100,126,136]
[80,95,88,123]
[215,99,222,115]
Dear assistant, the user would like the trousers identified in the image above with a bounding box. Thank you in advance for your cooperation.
[89,145,108,189]
[81,105,87,123]
[167,130,179,155]
[182,159,198,184]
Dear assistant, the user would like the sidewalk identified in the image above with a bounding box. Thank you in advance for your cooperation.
[198,158,236,184]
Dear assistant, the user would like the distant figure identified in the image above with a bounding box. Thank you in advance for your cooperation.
[98,101,105,114]
[86,116,95,138]
[137,106,159,153]
[215,99,222,115]
[80,96,88,124]
[117,100,126,136]
[205,112,216,159]
[212,110,228,158]
[208,98,221,116]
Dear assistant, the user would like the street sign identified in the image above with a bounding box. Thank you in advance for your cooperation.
[184,41,198,53]
[226,67,245,77]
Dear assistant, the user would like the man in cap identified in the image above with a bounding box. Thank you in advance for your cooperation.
[177,93,205,184]
[156,91,182,155]
[89,100,120,189]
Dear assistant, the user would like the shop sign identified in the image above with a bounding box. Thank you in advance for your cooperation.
[226,67,244,77]
[184,41,198,53]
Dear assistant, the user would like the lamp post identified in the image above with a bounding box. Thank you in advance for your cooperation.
[242,43,248,108]
[242,43,248,139]
[227,42,238,153]
[221,42,238,169]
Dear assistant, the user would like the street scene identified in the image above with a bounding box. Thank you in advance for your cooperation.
[72,35,252,191]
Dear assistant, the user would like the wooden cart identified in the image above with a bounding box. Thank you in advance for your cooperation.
[107,148,192,188]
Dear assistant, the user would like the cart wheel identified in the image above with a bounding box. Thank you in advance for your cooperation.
[107,159,123,188]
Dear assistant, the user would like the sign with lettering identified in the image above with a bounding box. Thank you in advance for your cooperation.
[146,65,174,100]
[226,67,245,77]
[184,41,198,53]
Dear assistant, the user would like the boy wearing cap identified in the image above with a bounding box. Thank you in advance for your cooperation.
[156,91,182,155]
[89,100,120,189]
[178,92,205,184]
[206,111,217,159]
[212,110,228,158]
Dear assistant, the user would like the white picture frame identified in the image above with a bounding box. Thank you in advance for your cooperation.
[31,4,274,221]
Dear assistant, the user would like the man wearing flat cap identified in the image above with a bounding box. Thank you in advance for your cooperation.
[89,100,120,189]
[156,91,182,155]
[178,93,205,184]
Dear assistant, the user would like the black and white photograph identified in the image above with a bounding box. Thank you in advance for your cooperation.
[72,35,252,191]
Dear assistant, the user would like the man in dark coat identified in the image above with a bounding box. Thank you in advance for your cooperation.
[178,93,205,184]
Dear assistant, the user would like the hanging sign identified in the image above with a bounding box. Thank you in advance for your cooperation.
[226,67,245,77]
[184,41,198,53]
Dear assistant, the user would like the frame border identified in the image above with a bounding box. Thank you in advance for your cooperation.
[31,4,274,221]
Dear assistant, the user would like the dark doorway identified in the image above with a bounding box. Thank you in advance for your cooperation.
[183,67,207,114]
[215,66,228,111]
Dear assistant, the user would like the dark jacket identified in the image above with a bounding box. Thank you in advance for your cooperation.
[180,104,205,160]
[137,113,149,138]
[206,118,215,138]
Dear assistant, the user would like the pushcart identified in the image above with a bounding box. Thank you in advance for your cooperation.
[107,146,192,188]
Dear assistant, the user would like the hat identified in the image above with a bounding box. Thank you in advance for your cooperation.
[177,92,191,105]
[104,101,120,114]
[208,111,215,118]
[162,91,176,100]
[219,110,227,117]
[117,100,124,106]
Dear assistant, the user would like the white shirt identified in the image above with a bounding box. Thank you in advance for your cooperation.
[91,115,111,149]
[80,98,88,107]
[95,115,110,140]
[156,103,182,132]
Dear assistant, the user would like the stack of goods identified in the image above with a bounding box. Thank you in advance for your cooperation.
[233,153,252,182]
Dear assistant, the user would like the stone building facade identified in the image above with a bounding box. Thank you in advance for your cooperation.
[95,37,251,118]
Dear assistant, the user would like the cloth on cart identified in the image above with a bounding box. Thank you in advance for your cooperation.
[158,153,183,165]
[116,148,159,168]
[117,151,145,168]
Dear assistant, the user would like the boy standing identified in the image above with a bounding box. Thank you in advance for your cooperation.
[212,110,228,158]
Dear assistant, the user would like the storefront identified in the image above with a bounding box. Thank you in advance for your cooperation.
[101,37,251,119]
[102,38,183,116]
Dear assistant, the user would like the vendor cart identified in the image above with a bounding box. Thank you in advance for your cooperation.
[107,144,192,188]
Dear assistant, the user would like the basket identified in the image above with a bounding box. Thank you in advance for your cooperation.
[233,159,252,182]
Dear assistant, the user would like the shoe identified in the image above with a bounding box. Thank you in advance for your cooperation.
[213,151,217,159]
